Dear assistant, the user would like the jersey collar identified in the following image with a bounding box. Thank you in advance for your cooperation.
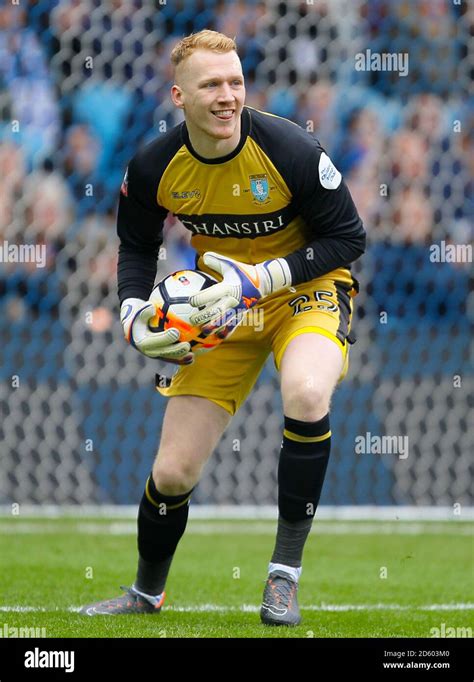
[181,107,251,164]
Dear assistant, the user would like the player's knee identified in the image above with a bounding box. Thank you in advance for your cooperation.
[283,382,330,422]
[152,461,197,496]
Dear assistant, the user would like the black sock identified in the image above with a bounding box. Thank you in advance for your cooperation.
[271,414,331,567]
[135,474,194,595]
[271,516,313,568]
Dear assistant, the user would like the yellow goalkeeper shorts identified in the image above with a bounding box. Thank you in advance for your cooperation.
[157,267,358,415]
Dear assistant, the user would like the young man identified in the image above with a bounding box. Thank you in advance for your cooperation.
[81,30,365,625]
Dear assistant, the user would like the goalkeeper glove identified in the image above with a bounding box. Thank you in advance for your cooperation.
[189,252,292,332]
[120,298,193,365]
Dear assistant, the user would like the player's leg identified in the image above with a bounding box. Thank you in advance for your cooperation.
[80,395,231,615]
[277,332,342,561]
[261,333,344,626]
[260,273,355,625]
[280,333,343,420]
[134,395,231,600]
[152,395,232,494]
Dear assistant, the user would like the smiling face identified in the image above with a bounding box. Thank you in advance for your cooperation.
[171,49,246,157]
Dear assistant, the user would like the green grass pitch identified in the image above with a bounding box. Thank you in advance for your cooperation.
[0,517,472,639]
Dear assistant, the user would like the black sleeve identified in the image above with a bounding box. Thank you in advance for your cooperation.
[117,156,168,304]
[284,139,366,285]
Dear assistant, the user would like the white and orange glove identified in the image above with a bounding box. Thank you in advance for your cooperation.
[120,298,193,365]
[189,252,292,334]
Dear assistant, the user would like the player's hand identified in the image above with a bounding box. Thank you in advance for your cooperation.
[188,252,291,333]
[120,298,194,365]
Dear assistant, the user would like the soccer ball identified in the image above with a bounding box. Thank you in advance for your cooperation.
[148,270,228,355]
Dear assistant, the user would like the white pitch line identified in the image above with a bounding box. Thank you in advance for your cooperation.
[0,603,473,614]
[0,522,472,536]
[1,505,473,521]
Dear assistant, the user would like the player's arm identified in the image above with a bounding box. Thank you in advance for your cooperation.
[189,141,365,330]
[117,158,193,364]
[280,143,366,285]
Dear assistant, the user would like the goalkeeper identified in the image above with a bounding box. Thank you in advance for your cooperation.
[81,29,365,625]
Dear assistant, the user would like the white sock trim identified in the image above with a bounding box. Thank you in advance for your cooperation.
[131,584,164,604]
[268,562,302,582]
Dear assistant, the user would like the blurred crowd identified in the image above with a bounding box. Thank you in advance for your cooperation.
[0,0,472,329]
